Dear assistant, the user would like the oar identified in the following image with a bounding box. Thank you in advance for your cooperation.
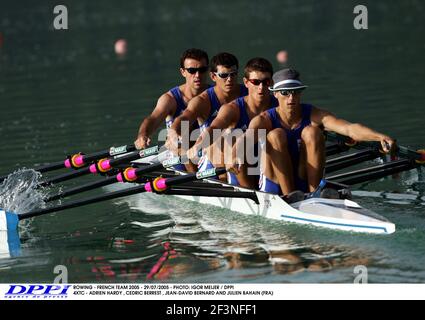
[325,131,425,162]
[0,144,137,183]
[44,154,189,202]
[38,146,161,187]
[0,167,226,234]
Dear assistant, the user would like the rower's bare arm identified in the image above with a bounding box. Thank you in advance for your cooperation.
[228,113,273,173]
[135,93,176,149]
[315,107,395,152]
[245,113,273,144]
[170,96,207,136]
[188,103,239,160]
[204,103,239,143]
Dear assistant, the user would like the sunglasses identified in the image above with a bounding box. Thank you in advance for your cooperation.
[247,78,272,86]
[280,89,302,96]
[214,71,238,79]
[184,66,209,74]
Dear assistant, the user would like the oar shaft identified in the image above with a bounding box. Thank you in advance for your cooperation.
[38,167,92,187]
[19,167,227,220]
[0,144,138,183]
[325,149,380,174]
[82,145,136,164]
[0,161,65,183]
[335,163,414,185]
[44,176,118,202]
[326,159,411,181]
[20,184,148,220]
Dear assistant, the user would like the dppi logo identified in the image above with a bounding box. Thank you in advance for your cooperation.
[4,285,71,299]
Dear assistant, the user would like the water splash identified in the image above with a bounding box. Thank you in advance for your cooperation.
[0,169,47,214]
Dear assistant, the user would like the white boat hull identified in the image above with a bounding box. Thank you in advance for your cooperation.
[170,184,395,234]
[130,157,396,234]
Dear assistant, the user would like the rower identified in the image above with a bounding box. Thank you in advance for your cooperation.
[229,68,395,195]
[134,48,210,153]
[187,57,277,188]
[165,52,248,170]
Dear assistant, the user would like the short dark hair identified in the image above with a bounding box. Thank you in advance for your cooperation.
[244,57,273,79]
[210,52,239,73]
[180,48,209,68]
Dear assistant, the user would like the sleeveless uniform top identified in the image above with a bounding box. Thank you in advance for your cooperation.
[234,95,278,130]
[265,103,313,192]
[199,84,248,132]
[226,95,278,186]
[165,86,188,129]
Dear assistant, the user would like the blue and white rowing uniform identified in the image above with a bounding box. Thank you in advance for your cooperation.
[199,85,248,133]
[227,95,278,186]
[197,85,248,178]
[259,103,313,194]
[165,86,188,129]
[199,94,278,186]
[164,86,188,171]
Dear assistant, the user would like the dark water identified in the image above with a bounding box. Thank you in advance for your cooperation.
[0,1,425,283]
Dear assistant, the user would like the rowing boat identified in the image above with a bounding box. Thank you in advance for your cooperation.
[2,132,422,253]
[131,156,396,235]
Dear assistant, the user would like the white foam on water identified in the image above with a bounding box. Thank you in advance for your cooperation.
[0,169,48,214]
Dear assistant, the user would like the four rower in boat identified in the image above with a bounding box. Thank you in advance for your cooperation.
[229,68,395,195]
[187,57,277,188]
[134,48,210,158]
[165,52,248,171]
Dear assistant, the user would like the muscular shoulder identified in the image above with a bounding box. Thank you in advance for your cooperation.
[160,91,178,109]
[187,91,211,114]
[310,105,334,126]
[221,100,239,113]
[249,111,272,130]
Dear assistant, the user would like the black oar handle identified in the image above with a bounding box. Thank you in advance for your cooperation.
[65,144,136,169]
[38,146,160,186]
[116,154,188,182]
[88,146,159,174]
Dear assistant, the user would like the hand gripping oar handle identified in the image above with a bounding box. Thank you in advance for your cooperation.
[16,167,226,221]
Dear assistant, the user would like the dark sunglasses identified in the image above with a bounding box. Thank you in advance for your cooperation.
[247,78,272,86]
[184,66,209,74]
[280,89,302,96]
[214,71,238,79]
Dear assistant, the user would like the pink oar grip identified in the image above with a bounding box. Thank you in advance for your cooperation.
[144,178,167,192]
[74,155,84,166]
[89,164,97,173]
[155,178,167,190]
[126,169,137,180]
[64,159,71,168]
[144,182,152,192]
[99,160,111,171]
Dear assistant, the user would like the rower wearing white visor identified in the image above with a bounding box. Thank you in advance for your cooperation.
[229,68,395,196]
[187,57,277,188]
